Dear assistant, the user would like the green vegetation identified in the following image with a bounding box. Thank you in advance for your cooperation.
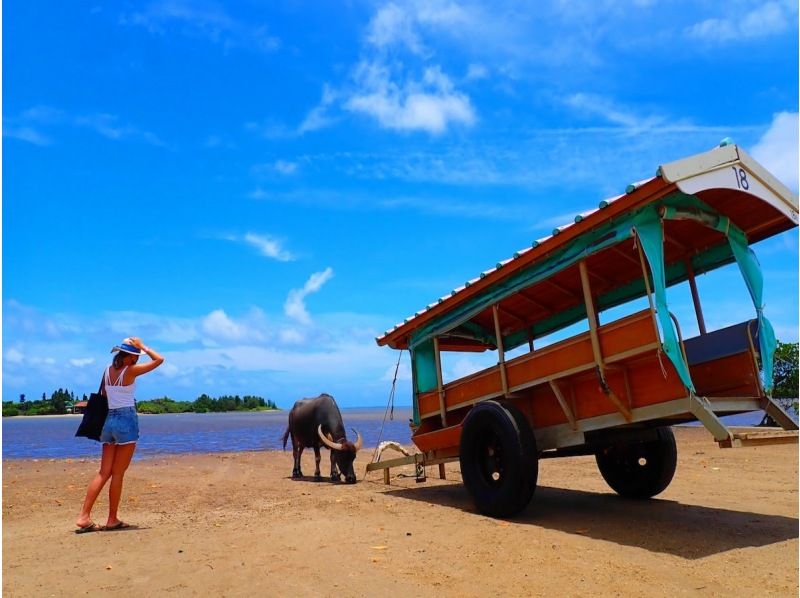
[2,389,84,417]
[3,390,278,417]
[760,340,799,425]
[135,397,194,414]
[137,394,278,414]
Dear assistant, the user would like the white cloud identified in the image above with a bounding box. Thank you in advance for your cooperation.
[298,84,338,134]
[381,360,412,382]
[3,126,51,146]
[155,320,200,343]
[300,2,477,136]
[685,2,794,42]
[447,355,492,380]
[5,348,25,364]
[564,93,664,130]
[204,135,235,149]
[752,112,799,192]
[201,309,250,342]
[74,113,165,146]
[416,2,471,28]
[162,340,388,381]
[367,3,424,53]
[21,106,65,123]
[69,358,96,367]
[242,233,295,261]
[5,105,164,147]
[284,267,334,325]
[273,160,298,175]
[157,362,181,379]
[279,327,306,344]
[2,299,408,406]
[346,62,475,134]
[199,308,269,344]
[123,0,280,52]
[465,63,488,81]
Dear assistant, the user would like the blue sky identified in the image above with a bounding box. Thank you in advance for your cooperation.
[4,0,798,408]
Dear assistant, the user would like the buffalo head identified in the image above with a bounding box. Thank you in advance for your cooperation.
[318,425,362,483]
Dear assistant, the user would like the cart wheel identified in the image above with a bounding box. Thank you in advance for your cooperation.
[459,400,538,518]
[595,427,677,499]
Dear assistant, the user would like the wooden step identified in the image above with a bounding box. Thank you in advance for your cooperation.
[719,428,799,448]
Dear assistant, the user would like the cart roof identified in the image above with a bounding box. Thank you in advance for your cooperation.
[376,144,798,351]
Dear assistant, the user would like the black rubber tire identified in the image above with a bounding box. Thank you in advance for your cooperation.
[595,427,677,499]
[459,400,538,518]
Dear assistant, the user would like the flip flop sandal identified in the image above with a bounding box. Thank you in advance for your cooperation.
[102,521,131,531]
[75,523,101,534]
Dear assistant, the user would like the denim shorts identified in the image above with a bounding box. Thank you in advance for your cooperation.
[100,407,140,445]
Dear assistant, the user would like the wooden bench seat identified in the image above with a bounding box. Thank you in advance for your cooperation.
[684,320,763,398]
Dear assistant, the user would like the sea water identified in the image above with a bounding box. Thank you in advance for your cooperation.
[1,408,777,461]
[2,408,414,460]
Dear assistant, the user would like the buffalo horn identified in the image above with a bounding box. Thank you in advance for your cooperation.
[352,429,363,451]
[318,425,343,450]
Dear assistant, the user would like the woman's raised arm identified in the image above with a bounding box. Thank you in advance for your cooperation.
[126,337,164,378]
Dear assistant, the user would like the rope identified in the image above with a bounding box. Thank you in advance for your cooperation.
[364,349,404,477]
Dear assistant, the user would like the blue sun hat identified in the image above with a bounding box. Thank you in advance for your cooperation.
[111,338,145,356]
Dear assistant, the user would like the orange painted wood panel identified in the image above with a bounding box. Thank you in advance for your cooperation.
[523,355,687,428]
[690,352,762,398]
[418,390,440,418]
[506,335,594,389]
[598,312,658,357]
[525,385,569,428]
[444,369,503,406]
[413,424,462,452]
[418,310,658,420]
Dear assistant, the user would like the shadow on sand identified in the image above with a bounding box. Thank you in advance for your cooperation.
[381,482,798,559]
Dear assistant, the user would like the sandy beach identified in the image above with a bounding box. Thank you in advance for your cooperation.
[3,426,797,597]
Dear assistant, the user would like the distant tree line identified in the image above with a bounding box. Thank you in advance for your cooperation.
[2,391,278,417]
[137,394,277,414]
[2,389,85,417]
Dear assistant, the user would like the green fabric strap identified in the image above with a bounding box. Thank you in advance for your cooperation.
[658,200,775,394]
[632,208,695,392]
[726,227,776,394]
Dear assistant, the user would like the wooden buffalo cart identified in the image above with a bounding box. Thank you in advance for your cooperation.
[368,143,798,517]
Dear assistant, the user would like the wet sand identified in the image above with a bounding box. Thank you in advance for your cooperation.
[3,427,798,596]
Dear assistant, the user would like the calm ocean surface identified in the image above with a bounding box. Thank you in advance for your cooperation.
[2,409,776,461]
[2,408,414,461]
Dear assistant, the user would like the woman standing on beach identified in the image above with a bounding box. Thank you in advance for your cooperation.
[75,337,164,533]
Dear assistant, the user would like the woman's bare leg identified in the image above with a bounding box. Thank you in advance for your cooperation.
[106,442,136,527]
[76,443,116,528]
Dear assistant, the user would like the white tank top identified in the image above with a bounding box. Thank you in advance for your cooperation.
[105,366,136,409]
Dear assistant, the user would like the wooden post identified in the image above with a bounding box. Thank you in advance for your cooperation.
[527,329,534,352]
[685,258,707,335]
[492,304,509,397]
[579,260,632,421]
[433,337,447,426]
[383,468,390,484]
[438,463,446,479]
[549,380,577,431]
[579,261,604,367]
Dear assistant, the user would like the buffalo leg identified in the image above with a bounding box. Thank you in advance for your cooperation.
[313,446,322,480]
[292,440,304,478]
[329,451,341,482]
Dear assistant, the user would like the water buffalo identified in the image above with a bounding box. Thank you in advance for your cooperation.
[282,393,362,483]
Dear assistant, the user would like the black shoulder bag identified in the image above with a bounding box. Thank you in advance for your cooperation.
[75,371,109,441]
